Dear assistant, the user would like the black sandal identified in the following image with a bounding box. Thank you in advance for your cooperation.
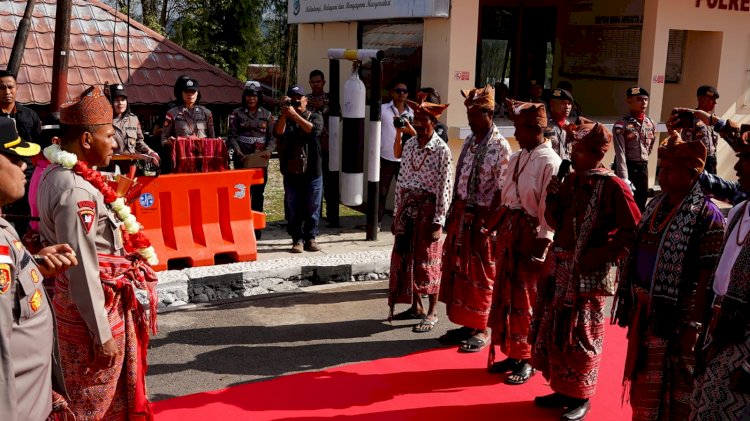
[458,333,489,353]
[505,361,535,385]
[488,357,520,374]
[437,326,474,344]
[391,309,426,321]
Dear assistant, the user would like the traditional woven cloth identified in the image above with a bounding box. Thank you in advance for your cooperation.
[389,189,443,312]
[60,86,113,126]
[54,253,157,420]
[440,200,496,330]
[171,137,228,173]
[487,208,540,361]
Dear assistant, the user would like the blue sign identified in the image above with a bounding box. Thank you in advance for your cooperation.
[139,193,155,208]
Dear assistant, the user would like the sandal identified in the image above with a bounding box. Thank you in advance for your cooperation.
[438,326,474,344]
[505,361,535,385]
[459,333,489,353]
[488,357,521,374]
[412,317,438,333]
[392,309,426,321]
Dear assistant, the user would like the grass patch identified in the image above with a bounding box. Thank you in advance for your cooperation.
[263,158,364,223]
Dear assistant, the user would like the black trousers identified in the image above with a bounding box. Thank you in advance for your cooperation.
[378,158,401,224]
[321,150,340,225]
[627,160,649,212]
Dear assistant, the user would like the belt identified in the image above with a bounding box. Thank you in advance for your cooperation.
[238,135,265,145]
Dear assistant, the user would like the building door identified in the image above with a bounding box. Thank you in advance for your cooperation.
[476,5,556,102]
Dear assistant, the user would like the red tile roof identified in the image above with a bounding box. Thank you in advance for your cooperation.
[0,0,244,106]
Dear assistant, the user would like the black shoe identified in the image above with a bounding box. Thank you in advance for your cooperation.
[254,229,262,240]
[534,392,570,409]
[562,399,590,421]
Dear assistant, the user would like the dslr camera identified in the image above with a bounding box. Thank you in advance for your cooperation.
[393,114,413,129]
[284,99,302,107]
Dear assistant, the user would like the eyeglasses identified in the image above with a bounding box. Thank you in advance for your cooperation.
[393,88,408,94]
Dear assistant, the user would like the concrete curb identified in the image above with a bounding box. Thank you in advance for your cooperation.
[154,250,391,311]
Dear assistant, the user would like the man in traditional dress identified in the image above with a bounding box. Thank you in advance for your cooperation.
[614,133,725,421]
[690,130,750,420]
[485,100,561,385]
[439,85,512,352]
[545,88,574,160]
[613,87,657,211]
[388,99,452,333]
[37,87,159,420]
[530,118,641,420]
[0,118,78,421]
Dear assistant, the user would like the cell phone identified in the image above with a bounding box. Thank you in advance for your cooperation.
[33,255,46,264]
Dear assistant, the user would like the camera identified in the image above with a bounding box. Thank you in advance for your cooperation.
[393,114,413,129]
[672,110,696,129]
[284,99,302,107]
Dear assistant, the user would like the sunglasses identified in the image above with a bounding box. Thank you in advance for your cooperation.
[393,88,408,94]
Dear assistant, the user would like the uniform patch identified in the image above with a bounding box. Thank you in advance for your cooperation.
[0,264,10,295]
[12,240,22,251]
[77,203,96,234]
[29,289,42,312]
[31,269,40,284]
[0,245,11,265]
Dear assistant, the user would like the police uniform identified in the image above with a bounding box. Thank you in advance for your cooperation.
[689,85,721,174]
[545,88,574,160]
[613,87,657,211]
[161,78,215,145]
[227,106,274,163]
[0,119,63,421]
[113,113,154,156]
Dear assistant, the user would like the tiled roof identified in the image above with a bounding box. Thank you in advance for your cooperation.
[0,0,244,106]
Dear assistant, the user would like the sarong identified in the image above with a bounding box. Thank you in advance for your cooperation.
[487,208,540,361]
[439,200,496,330]
[389,189,442,312]
[54,254,158,420]
[690,336,750,420]
[530,248,606,399]
[626,288,696,421]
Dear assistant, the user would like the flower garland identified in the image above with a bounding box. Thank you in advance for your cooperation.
[44,144,158,265]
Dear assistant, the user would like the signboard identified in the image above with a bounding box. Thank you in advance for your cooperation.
[288,0,450,24]
[454,71,470,81]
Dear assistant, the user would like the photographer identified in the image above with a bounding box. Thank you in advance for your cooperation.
[379,81,414,229]
[274,85,324,253]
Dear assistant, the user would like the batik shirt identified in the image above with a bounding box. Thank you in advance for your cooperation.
[682,120,715,157]
[454,125,511,207]
[394,132,454,226]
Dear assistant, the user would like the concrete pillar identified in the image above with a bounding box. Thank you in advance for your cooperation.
[637,0,670,122]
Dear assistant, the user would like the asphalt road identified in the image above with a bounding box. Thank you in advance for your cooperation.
[147,280,453,402]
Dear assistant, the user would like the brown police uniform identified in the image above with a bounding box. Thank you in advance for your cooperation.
[161,104,215,145]
[0,217,57,421]
[227,106,274,160]
[37,165,124,345]
[545,118,571,160]
[613,114,657,211]
[113,112,155,156]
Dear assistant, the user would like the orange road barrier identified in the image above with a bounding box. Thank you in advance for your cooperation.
[132,169,266,271]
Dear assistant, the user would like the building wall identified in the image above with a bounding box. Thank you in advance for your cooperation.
[297,22,358,94]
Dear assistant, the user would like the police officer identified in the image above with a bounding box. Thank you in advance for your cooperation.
[0,118,77,421]
[161,76,215,146]
[694,85,721,173]
[614,86,657,211]
[545,88,574,160]
[228,82,274,238]
[110,84,159,166]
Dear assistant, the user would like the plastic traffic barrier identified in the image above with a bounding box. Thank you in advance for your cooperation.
[132,169,266,271]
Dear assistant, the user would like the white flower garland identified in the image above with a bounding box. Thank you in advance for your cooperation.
[44,145,159,265]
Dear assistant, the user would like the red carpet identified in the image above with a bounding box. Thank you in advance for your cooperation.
[154,323,632,420]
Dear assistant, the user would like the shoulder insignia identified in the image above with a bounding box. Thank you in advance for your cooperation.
[614,127,623,135]
[12,240,22,252]
[77,201,96,234]
[31,268,40,284]
[29,289,42,312]
[0,264,10,295]
[0,245,11,265]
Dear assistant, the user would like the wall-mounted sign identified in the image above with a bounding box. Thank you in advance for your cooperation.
[695,0,750,12]
[288,0,450,24]
[454,71,470,81]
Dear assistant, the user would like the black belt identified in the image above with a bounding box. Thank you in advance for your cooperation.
[626,160,648,169]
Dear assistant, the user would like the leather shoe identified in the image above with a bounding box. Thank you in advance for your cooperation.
[562,399,590,421]
[534,392,570,409]
[290,242,304,254]
[304,239,321,252]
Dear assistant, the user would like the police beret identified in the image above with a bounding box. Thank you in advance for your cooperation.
[550,88,574,102]
[697,85,719,99]
[109,83,127,99]
[0,118,40,158]
[627,86,649,97]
